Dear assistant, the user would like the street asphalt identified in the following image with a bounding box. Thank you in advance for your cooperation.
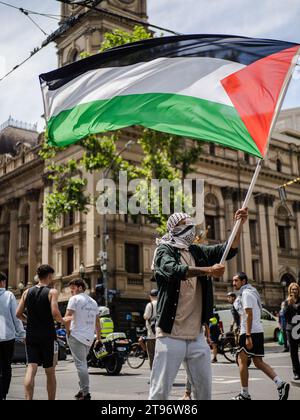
[7,343,300,401]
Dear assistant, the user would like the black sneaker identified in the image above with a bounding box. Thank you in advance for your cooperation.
[232,393,251,400]
[277,382,290,400]
[293,375,300,381]
[75,391,83,400]
[77,392,91,400]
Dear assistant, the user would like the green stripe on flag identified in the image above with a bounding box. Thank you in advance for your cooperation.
[47,93,262,158]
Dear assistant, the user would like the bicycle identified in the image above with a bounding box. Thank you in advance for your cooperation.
[217,332,252,366]
[127,340,148,369]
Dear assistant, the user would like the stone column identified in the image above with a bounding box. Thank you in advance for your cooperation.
[7,198,19,290]
[289,144,299,176]
[241,217,253,279]
[42,174,52,264]
[27,189,40,285]
[221,187,238,281]
[265,195,278,282]
[293,201,300,266]
[237,188,253,278]
[254,194,271,283]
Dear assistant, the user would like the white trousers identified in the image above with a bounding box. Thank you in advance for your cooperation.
[149,333,212,400]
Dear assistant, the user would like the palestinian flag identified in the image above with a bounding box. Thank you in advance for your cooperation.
[40,35,300,158]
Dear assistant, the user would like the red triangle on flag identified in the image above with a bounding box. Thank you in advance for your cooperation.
[221,45,299,157]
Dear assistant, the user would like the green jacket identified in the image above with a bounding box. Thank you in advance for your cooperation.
[153,242,238,334]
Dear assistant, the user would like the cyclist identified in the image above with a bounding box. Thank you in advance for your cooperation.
[209,310,222,363]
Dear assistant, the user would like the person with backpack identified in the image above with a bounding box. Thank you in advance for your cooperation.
[0,272,25,400]
[143,289,158,370]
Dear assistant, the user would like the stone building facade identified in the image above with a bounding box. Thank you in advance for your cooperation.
[1,1,300,329]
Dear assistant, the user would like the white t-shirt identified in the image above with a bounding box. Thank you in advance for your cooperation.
[144,301,157,339]
[239,291,264,334]
[67,293,98,346]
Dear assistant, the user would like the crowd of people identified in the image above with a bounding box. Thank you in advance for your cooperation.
[0,209,300,401]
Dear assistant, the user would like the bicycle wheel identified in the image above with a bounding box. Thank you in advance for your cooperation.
[222,339,236,363]
[127,343,146,369]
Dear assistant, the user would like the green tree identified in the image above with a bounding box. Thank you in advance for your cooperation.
[40,26,202,234]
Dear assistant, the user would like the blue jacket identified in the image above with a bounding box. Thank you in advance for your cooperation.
[0,288,25,342]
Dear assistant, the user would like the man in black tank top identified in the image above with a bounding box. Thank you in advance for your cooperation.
[16,265,63,400]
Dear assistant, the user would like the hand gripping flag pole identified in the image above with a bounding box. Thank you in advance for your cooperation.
[219,47,300,265]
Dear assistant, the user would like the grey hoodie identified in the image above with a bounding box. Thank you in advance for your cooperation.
[0,288,25,342]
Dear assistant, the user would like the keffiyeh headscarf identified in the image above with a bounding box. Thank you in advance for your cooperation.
[151,213,196,270]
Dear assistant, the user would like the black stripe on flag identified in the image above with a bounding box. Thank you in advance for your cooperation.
[40,34,297,92]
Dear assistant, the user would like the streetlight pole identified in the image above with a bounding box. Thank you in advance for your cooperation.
[99,140,134,307]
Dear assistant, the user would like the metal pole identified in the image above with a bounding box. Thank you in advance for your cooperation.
[220,46,300,265]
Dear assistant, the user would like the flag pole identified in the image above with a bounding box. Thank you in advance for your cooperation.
[220,47,300,265]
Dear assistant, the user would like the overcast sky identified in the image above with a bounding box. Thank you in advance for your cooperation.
[0,0,300,131]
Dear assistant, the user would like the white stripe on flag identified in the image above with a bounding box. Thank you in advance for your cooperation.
[44,57,245,118]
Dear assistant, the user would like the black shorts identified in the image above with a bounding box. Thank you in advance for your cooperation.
[26,339,58,369]
[237,333,265,357]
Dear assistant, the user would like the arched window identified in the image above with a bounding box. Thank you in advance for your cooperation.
[280,273,296,288]
[276,159,282,173]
